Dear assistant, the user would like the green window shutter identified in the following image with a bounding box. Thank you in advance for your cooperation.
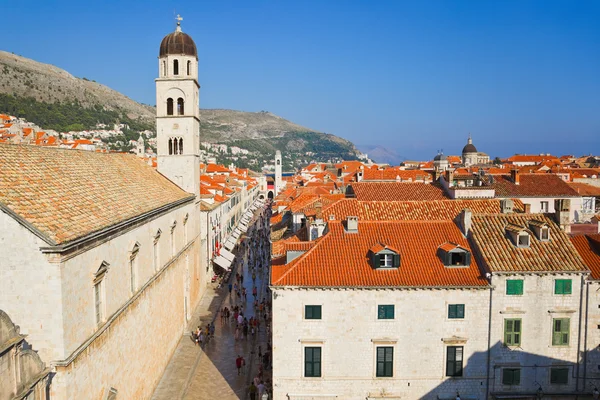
[305,305,322,320]
[392,254,400,268]
[552,318,570,345]
[457,304,465,318]
[448,304,465,319]
[550,367,569,384]
[555,279,572,295]
[565,279,572,294]
[504,319,521,346]
[372,253,381,268]
[464,252,471,266]
[507,279,523,295]
[449,305,456,319]
[378,305,394,319]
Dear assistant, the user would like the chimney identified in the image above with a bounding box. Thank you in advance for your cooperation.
[459,209,472,237]
[554,199,571,233]
[524,203,531,213]
[346,216,358,233]
[511,169,520,185]
[445,169,455,187]
[315,202,323,220]
[501,199,514,214]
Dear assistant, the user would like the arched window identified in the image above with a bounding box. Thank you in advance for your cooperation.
[162,60,166,76]
[168,138,173,155]
[167,98,174,115]
[187,61,191,75]
[179,138,183,154]
[177,98,184,115]
[173,59,179,75]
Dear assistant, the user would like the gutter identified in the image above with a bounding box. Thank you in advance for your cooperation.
[39,195,195,254]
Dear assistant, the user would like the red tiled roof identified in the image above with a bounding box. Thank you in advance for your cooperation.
[347,182,449,201]
[491,174,580,197]
[470,213,588,273]
[570,234,600,280]
[271,220,487,287]
[0,144,193,244]
[322,199,524,221]
[568,183,600,196]
[361,168,433,182]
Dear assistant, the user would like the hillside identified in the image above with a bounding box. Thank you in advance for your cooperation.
[0,51,361,166]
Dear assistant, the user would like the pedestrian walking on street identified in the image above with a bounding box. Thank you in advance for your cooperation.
[258,381,266,399]
[248,382,258,400]
[252,286,258,298]
[236,355,243,375]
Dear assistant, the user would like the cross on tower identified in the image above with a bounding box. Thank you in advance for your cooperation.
[175,14,183,32]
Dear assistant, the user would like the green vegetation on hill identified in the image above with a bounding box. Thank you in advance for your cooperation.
[0,93,154,136]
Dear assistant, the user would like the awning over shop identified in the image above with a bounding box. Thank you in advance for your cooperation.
[223,238,236,251]
[220,248,235,262]
[239,222,249,232]
[213,255,232,271]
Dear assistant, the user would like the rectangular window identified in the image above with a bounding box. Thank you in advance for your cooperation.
[378,305,395,320]
[376,347,393,377]
[550,367,569,384]
[304,347,321,377]
[541,227,550,241]
[446,346,463,377]
[502,368,521,385]
[171,229,175,257]
[130,257,137,293]
[380,254,393,268]
[541,201,549,212]
[305,305,322,320]
[552,318,570,346]
[448,304,465,319]
[506,279,524,295]
[94,281,103,325]
[555,279,572,295]
[504,319,522,346]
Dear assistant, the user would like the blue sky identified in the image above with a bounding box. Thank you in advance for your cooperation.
[3,1,599,160]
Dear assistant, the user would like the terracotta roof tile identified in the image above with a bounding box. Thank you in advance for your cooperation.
[570,234,600,280]
[271,220,487,287]
[491,174,579,197]
[568,183,600,196]
[0,144,193,244]
[347,182,449,201]
[470,213,588,273]
[322,199,525,221]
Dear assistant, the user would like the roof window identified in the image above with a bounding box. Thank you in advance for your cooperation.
[438,243,471,268]
[505,224,530,248]
[528,220,550,242]
[370,243,400,269]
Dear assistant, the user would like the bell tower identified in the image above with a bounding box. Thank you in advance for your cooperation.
[156,15,200,196]
[275,150,283,195]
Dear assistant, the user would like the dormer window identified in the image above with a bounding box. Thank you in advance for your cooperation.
[370,243,400,269]
[528,220,550,242]
[541,227,550,241]
[438,243,471,267]
[505,224,531,248]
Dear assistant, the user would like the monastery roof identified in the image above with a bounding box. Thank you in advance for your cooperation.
[271,220,488,288]
[347,182,449,201]
[491,174,580,197]
[322,199,525,221]
[470,213,588,274]
[0,144,193,245]
[570,234,600,280]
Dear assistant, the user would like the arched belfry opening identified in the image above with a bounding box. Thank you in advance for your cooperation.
[163,61,166,76]
[177,98,184,115]
[173,59,179,75]
[187,61,191,75]
[179,138,183,154]
[167,98,174,115]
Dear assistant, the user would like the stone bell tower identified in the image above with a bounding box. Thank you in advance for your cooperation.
[275,150,283,195]
[156,15,200,196]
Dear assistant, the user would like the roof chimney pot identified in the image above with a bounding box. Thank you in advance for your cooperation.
[346,216,359,233]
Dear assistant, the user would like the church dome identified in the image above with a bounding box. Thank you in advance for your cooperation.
[433,153,447,161]
[159,30,197,59]
[462,143,477,154]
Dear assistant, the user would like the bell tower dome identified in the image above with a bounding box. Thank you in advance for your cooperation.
[156,15,200,197]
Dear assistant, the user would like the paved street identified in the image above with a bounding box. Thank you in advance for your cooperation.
[152,206,272,400]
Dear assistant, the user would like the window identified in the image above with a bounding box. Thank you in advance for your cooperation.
[378,305,394,320]
[517,234,530,247]
[450,252,467,266]
[171,223,176,257]
[583,198,594,213]
[376,347,393,377]
[541,227,550,241]
[446,346,463,377]
[162,60,166,76]
[552,318,570,346]
[555,279,572,295]
[178,138,183,155]
[448,304,465,319]
[173,59,179,75]
[167,98,174,115]
[550,367,569,384]
[305,305,322,320]
[94,280,104,325]
[304,347,321,377]
[540,201,549,212]
[187,60,191,75]
[504,319,522,346]
[168,137,173,155]
[177,98,184,115]
[130,255,137,293]
[502,368,521,385]
[380,254,393,268]
[153,239,159,272]
[506,279,523,295]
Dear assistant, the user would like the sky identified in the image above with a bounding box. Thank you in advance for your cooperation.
[2,1,600,160]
